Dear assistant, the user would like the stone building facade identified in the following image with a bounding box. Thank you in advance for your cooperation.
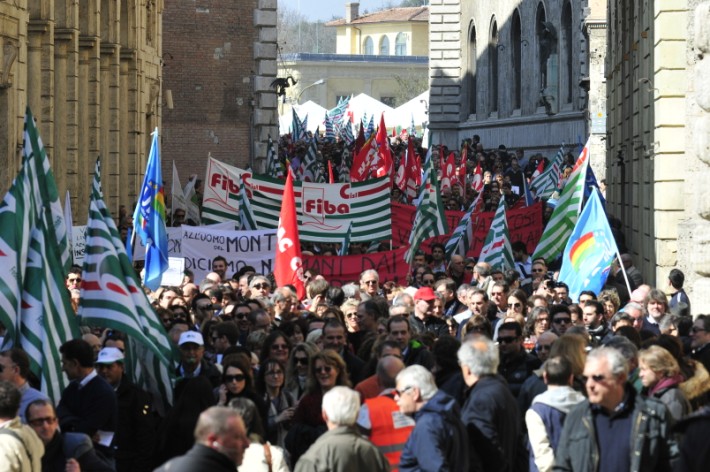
[605,1,698,305]
[0,0,164,223]
[428,0,607,177]
[162,0,278,177]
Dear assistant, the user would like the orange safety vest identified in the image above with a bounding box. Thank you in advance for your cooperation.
[365,395,415,472]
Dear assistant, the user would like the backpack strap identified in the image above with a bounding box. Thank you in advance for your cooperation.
[263,441,273,472]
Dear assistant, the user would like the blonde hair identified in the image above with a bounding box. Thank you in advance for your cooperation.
[639,345,680,378]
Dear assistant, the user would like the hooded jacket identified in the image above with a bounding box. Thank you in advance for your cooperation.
[526,386,586,472]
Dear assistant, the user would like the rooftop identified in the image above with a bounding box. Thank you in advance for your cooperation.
[325,6,429,27]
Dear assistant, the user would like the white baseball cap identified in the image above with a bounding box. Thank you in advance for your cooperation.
[96,347,125,364]
[178,331,204,347]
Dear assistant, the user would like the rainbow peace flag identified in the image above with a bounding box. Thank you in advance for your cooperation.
[558,189,618,302]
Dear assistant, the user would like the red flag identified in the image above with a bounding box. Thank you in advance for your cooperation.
[391,127,396,138]
[354,121,366,155]
[327,160,335,184]
[441,152,456,192]
[274,169,306,299]
[374,113,394,181]
[471,162,484,193]
[350,133,378,182]
[531,158,545,180]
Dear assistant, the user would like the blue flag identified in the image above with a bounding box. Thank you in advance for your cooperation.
[558,189,617,302]
[583,164,606,208]
[132,128,168,290]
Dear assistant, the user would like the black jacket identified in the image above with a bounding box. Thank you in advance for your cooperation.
[115,376,156,472]
[42,432,115,472]
[461,374,525,472]
[154,444,236,472]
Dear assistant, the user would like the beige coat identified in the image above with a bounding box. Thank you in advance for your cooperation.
[0,417,45,471]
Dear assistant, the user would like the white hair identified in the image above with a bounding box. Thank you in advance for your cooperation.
[396,365,438,401]
[360,269,379,282]
[457,337,499,376]
[322,386,360,426]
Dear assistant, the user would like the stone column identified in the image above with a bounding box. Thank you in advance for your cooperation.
[253,0,279,174]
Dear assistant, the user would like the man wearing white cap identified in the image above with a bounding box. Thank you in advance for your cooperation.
[96,347,155,472]
[175,331,221,401]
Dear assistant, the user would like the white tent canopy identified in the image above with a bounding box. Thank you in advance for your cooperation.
[384,90,429,131]
[279,101,327,135]
[347,93,394,127]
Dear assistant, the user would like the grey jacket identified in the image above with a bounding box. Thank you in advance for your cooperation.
[295,425,390,472]
[553,389,678,472]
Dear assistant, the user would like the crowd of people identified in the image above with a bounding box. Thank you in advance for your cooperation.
[1,137,707,472]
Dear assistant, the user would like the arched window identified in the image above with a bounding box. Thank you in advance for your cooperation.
[379,36,390,55]
[489,18,499,113]
[562,2,573,104]
[363,36,374,55]
[512,10,522,110]
[536,3,548,92]
[468,23,477,115]
[395,33,407,55]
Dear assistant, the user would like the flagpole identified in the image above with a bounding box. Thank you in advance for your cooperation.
[614,251,633,297]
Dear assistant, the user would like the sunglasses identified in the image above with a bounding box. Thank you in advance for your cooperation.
[422,279,435,285]
[68,277,82,283]
[271,344,288,351]
[28,416,57,427]
[315,365,333,374]
[553,317,572,325]
[224,374,246,383]
[394,386,413,397]
[346,313,358,318]
[363,280,378,285]
[294,357,309,365]
[585,374,608,383]
[266,370,284,376]
[510,302,522,309]
[465,266,474,272]
[536,344,552,351]
[498,336,518,344]
[536,317,549,323]
[252,283,270,290]
[692,326,707,333]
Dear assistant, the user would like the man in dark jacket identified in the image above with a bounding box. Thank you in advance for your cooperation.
[458,336,525,472]
[395,365,469,472]
[173,331,221,401]
[554,346,678,471]
[497,322,541,397]
[154,407,250,472]
[95,347,156,472]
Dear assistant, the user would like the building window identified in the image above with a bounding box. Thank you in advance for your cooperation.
[381,96,396,107]
[562,1,573,104]
[395,33,407,55]
[380,36,390,55]
[512,10,522,110]
[489,18,498,113]
[536,3,548,92]
[363,36,374,55]
[468,22,477,115]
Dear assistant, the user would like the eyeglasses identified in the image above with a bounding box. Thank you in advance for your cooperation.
[294,357,309,365]
[497,336,519,344]
[692,326,707,333]
[252,283,270,290]
[266,370,284,377]
[234,313,248,320]
[553,317,572,325]
[68,277,81,283]
[28,416,57,427]
[532,268,545,273]
[224,374,246,383]
[346,313,358,319]
[510,302,522,309]
[394,386,413,397]
[536,344,552,351]
[465,266,474,272]
[536,317,549,324]
[271,344,288,351]
[363,280,378,285]
[585,374,608,384]
[422,279,435,285]
[315,365,333,374]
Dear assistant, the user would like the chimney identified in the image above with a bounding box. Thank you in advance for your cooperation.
[346,3,359,24]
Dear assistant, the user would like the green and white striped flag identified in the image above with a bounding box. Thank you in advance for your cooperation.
[445,194,481,258]
[0,107,79,401]
[238,174,258,231]
[78,158,178,413]
[533,140,590,264]
[478,198,514,270]
[530,144,565,199]
[201,156,246,225]
[404,157,448,264]
[338,221,352,256]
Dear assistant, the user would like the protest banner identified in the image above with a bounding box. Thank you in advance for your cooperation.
[302,247,410,287]
[201,157,250,225]
[72,225,88,265]
[180,225,277,282]
[391,201,544,257]
[132,227,183,262]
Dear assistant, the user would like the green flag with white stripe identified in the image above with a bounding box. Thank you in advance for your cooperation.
[533,141,590,264]
[478,198,514,270]
[78,158,177,413]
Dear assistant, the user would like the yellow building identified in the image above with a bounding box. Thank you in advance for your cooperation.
[277,3,429,112]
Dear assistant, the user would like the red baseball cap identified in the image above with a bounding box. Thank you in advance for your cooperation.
[414,286,437,301]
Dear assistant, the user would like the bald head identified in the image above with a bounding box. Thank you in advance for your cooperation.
[377,356,406,390]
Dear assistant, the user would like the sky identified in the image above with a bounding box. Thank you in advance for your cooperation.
[281,0,394,22]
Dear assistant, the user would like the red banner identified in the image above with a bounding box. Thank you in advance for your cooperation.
[391,201,544,257]
[303,247,409,287]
